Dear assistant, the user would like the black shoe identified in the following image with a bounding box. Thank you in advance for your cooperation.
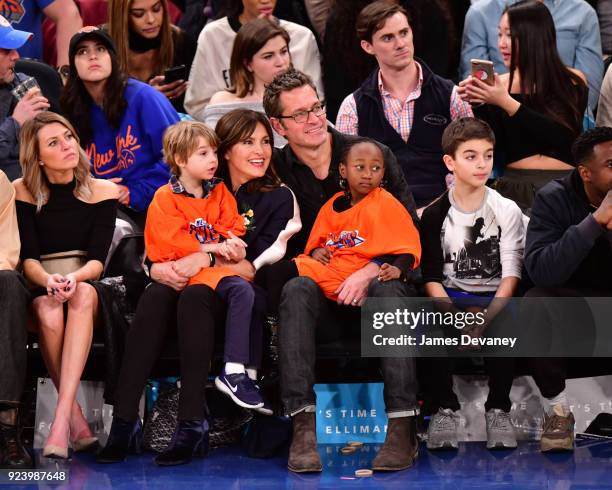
[0,409,33,469]
[155,419,209,467]
[96,417,142,464]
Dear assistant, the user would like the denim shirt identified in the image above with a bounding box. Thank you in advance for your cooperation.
[460,0,604,111]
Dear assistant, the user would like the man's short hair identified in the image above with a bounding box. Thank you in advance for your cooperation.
[441,117,496,157]
[572,127,612,166]
[356,0,409,43]
[163,121,219,176]
[263,67,318,119]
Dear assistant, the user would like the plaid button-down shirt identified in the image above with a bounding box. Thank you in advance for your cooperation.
[169,174,222,198]
[336,62,473,142]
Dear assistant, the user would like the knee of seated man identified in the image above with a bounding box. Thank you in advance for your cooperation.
[280,276,319,303]
[368,277,416,298]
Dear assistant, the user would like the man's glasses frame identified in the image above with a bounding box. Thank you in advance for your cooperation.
[277,103,326,124]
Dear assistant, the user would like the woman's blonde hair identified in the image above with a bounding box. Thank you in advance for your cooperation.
[19,112,93,212]
[229,18,291,98]
[107,0,174,77]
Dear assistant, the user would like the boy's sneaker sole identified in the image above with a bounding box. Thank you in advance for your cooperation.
[426,440,458,450]
[487,439,517,450]
[214,376,264,409]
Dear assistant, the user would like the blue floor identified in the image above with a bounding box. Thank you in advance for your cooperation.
[13,437,612,489]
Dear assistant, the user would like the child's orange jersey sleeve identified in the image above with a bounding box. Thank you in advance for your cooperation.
[145,185,200,262]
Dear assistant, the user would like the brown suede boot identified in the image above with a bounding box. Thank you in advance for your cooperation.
[372,416,418,471]
[287,411,322,473]
[0,408,33,469]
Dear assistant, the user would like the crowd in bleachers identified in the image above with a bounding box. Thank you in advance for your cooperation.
[0,0,611,475]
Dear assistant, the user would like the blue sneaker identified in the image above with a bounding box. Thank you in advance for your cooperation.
[252,384,273,416]
[215,370,264,409]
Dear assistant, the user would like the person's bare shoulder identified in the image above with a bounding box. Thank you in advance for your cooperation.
[209,90,240,105]
[90,178,120,202]
[12,178,35,204]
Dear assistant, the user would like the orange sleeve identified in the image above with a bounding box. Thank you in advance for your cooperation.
[145,186,200,262]
[213,183,246,239]
[376,191,421,268]
[303,198,335,255]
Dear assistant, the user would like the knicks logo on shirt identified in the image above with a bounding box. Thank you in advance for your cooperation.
[325,230,365,251]
[87,125,142,176]
[189,218,219,244]
[0,0,26,23]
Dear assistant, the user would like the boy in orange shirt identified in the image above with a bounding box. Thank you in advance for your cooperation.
[146,121,266,410]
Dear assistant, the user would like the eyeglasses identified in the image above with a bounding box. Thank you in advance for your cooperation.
[277,103,326,124]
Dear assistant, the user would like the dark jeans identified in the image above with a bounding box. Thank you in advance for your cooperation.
[113,283,222,421]
[215,277,265,367]
[525,286,612,399]
[0,271,28,405]
[423,357,515,413]
[279,276,419,417]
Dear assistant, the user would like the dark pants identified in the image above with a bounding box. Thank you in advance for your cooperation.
[113,283,221,421]
[215,276,264,367]
[525,286,611,400]
[424,357,515,412]
[279,276,419,417]
[0,271,28,405]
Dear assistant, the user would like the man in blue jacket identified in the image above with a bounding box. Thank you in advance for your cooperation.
[524,127,612,453]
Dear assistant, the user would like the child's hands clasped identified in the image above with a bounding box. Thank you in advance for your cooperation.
[378,263,401,282]
[218,231,247,262]
[311,247,331,265]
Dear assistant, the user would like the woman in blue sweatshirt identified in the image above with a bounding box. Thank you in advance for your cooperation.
[61,27,180,227]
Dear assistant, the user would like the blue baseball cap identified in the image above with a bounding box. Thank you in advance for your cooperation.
[0,15,33,50]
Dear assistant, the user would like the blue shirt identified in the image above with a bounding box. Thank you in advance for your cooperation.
[2,0,54,61]
[460,0,604,110]
[86,79,180,212]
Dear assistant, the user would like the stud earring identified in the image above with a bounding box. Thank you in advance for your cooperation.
[339,177,346,190]
[39,161,44,166]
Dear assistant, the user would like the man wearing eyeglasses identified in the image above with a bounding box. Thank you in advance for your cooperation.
[263,67,421,474]
[336,1,472,210]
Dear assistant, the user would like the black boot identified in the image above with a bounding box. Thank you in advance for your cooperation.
[155,419,209,467]
[0,408,32,469]
[96,417,142,464]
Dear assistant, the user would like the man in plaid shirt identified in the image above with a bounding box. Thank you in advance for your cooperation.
[336,1,472,210]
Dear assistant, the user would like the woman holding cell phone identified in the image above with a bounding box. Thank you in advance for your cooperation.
[106,0,197,113]
[457,0,587,212]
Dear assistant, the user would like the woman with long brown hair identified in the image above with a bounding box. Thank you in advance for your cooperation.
[458,0,587,212]
[107,0,197,113]
[204,18,291,147]
[13,111,118,459]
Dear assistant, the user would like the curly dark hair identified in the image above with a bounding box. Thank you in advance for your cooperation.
[263,68,318,119]
[572,127,612,166]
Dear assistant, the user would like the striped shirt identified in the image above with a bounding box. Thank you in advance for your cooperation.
[336,63,473,142]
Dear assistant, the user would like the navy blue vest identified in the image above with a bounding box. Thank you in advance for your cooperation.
[354,60,454,207]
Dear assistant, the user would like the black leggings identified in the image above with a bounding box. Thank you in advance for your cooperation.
[113,282,221,421]
[256,260,298,316]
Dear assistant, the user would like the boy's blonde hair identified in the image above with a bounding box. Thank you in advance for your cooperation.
[163,121,220,176]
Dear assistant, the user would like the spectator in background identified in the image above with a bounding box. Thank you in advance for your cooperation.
[107,0,197,113]
[303,0,332,42]
[460,0,603,111]
[0,18,50,181]
[597,0,612,56]
[184,0,323,120]
[0,170,32,469]
[61,27,179,228]
[523,127,612,452]
[597,64,612,126]
[336,1,472,210]
[323,0,458,122]
[459,0,587,212]
[204,18,291,146]
[1,0,82,69]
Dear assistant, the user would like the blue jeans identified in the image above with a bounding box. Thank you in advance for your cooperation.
[0,271,29,404]
[279,276,419,417]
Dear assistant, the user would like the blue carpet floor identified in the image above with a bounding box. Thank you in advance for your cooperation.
[10,437,612,489]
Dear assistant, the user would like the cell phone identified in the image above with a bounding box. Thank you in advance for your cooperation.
[164,65,186,84]
[470,59,495,86]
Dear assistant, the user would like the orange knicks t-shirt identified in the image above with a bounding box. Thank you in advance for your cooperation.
[145,182,246,289]
[294,188,421,300]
